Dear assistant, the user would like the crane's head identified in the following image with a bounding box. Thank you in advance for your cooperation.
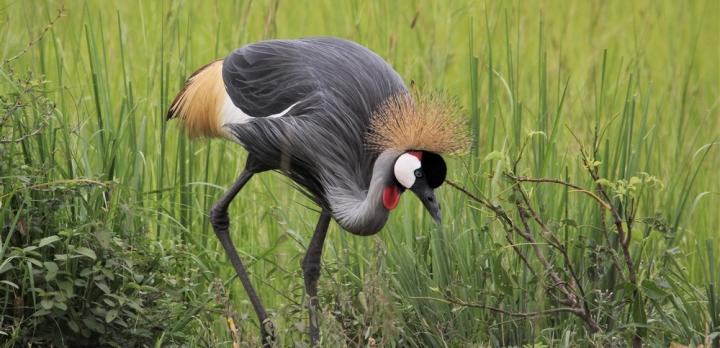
[369,92,469,226]
[382,150,446,224]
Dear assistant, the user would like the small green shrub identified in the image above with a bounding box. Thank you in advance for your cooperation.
[0,70,218,347]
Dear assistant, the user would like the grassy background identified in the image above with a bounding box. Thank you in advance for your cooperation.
[1,0,719,346]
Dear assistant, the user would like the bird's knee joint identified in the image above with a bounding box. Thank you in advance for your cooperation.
[209,206,229,231]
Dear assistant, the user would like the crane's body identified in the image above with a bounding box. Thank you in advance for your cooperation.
[168,37,466,346]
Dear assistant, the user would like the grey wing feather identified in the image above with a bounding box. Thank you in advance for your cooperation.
[223,37,408,208]
[222,40,319,117]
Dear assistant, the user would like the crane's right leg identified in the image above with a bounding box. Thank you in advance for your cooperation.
[302,211,331,345]
[209,169,275,347]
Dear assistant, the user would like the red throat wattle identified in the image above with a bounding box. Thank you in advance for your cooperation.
[382,185,401,210]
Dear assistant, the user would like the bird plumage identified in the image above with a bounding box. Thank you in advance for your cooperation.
[166,59,226,138]
[167,36,467,344]
[171,37,410,234]
[367,93,469,155]
[227,38,410,234]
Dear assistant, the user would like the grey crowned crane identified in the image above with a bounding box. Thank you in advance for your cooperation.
[167,37,467,346]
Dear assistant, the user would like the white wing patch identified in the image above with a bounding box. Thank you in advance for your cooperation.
[220,91,300,126]
[219,93,251,125]
[219,92,300,143]
[394,153,421,188]
[267,101,300,118]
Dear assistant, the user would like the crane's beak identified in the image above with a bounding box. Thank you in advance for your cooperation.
[410,183,442,224]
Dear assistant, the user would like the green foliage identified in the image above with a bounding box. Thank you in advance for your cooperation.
[1,0,718,346]
[0,70,224,347]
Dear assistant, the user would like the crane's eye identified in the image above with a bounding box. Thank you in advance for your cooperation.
[414,169,423,178]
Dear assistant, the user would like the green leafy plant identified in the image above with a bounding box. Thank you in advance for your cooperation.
[0,67,226,347]
[1,1,718,346]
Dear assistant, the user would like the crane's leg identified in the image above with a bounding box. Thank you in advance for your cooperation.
[301,211,331,345]
[209,169,275,347]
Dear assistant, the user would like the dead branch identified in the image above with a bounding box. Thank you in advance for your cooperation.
[411,296,583,318]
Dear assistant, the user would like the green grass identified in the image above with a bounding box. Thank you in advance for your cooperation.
[1,0,719,346]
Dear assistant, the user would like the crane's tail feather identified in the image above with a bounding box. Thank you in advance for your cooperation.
[167,59,227,139]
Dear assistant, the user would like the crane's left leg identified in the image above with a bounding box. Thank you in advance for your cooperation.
[210,169,275,347]
[301,211,332,345]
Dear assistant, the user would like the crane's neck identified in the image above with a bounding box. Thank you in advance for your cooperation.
[327,149,400,236]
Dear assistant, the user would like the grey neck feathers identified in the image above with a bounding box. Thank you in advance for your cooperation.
[326,149,400,236]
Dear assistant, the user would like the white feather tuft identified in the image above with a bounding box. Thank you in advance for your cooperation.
[394,153,421,188]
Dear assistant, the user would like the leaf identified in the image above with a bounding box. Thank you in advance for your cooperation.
[82,316,104,333]
[96,281,111,294]
[26,257,42,267]
[101,268,115,281]
[642,279,670,300]
[54,301,67,311]
[22,245,38,253]
[43,261,58,272]
[44,261,58,282]
[0,256,18,274]
[105,309,119,323]
[0,280,18,289]
[68,320,80,332]
[75,247,96,260]
[619,281,637,296]
[79,267,94,277]
[40,298,54,310]
[127,299,143,312]
[38,235,61,248]
[630,292,648,337]
[58,281,74,297]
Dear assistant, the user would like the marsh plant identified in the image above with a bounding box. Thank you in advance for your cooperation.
[1,1,718,346]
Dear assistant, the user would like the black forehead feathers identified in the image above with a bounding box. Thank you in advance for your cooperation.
[421,151,447,188]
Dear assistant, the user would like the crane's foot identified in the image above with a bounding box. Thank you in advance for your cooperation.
[303,262,322,345]
[307,296,320,345]
[261,318,276,347]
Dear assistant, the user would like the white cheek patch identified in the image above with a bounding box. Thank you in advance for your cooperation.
[394,153,422,188]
